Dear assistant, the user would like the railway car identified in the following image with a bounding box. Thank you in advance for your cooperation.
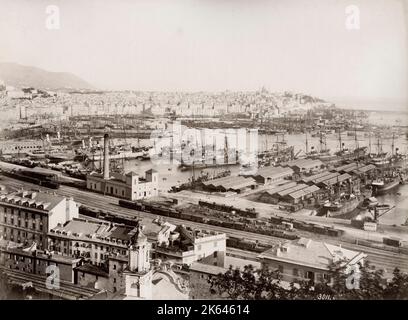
[383,237,403,247]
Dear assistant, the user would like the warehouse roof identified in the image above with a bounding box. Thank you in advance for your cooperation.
[319,173,351,187]
[351,164,376,175]
[202,176,256,190]
[263,182,298,196]
[333,163,358,173]
[313,172,340,184]
[301,171,335,184]
[251,166,294,179]
[286,185,320,199]
[277,183,308,197]
[258,238,366,271]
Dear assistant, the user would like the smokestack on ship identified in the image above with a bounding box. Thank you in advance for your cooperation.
[103,133,110,180]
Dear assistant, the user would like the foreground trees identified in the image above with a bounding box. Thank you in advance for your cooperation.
[208,262,408,300]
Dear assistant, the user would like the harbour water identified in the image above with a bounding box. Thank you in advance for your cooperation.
[96,110,408,226]
[376,183,408,226]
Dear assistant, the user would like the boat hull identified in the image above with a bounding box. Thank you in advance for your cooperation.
[323,197,361,217]
[372,178,400,195]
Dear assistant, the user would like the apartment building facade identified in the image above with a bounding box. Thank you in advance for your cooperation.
[0,191,78,250]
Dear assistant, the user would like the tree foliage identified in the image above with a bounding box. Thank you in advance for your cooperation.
[208,262,408,300]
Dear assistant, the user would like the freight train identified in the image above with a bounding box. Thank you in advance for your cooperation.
[269,215,344,237]
[80,204,281,253]
[1,169,60,189]
[79,205,141,227]
[198,200,259,218]
[118,199,299,241]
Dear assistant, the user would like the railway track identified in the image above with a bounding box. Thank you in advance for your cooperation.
[1,175,407,275]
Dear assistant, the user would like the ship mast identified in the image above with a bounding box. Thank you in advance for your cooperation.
[305,131,309,154]
[354,113,359,150]
[224,135,229,165]
[338,128,342,152]
[391,133,395,157]
[319,131,323,153]
[369,131,372,155]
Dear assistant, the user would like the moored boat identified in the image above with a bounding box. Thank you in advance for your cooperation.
[371,177,401,195]
[322,194,361,217]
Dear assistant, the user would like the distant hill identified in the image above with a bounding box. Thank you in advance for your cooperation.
[0,62,94,91]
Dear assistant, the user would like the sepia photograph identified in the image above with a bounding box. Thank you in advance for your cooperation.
[0,0,407,309]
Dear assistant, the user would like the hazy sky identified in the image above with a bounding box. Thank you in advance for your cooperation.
[0,0,407,110]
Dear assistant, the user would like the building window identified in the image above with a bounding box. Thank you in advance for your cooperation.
[306,271,315,280]
[113,264,116,270]
[278,265,284,273]
[293,268,299,276]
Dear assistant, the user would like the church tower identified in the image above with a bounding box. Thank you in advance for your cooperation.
[124,225,153,299]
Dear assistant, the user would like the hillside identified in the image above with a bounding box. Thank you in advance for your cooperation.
[0,62,94,91]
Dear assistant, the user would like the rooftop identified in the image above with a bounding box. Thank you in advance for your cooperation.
[189,262,227,275]
[110,225,136,241]
[277,183,308,197]
[286,185,320,199]
[319,173,352,187]
[0,190,66,212]
[74,263,109,278]
[251,166,294,178]
[52,219,112,238]
[283,159,323,169]
[202,175,256,190]
[258,238,366,271]
[301,171,335,183]
[181,226,222,240]
[333,163,358,172]
[263,182,298,195]
[351,164,376,175]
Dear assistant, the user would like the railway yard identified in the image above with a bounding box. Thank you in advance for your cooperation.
[1,173,407,278]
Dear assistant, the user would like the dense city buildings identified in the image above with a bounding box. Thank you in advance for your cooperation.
[0,190,78,250]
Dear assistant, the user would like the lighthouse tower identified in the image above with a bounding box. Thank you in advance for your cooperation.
[124,225,153,299]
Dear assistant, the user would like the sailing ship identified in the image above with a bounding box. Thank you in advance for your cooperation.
[332,127,367,161]
[257,133,294,166]
[178,135,240,171]
[305,131,331,159]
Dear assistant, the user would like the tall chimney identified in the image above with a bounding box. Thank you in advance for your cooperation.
[103,133,110,179]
